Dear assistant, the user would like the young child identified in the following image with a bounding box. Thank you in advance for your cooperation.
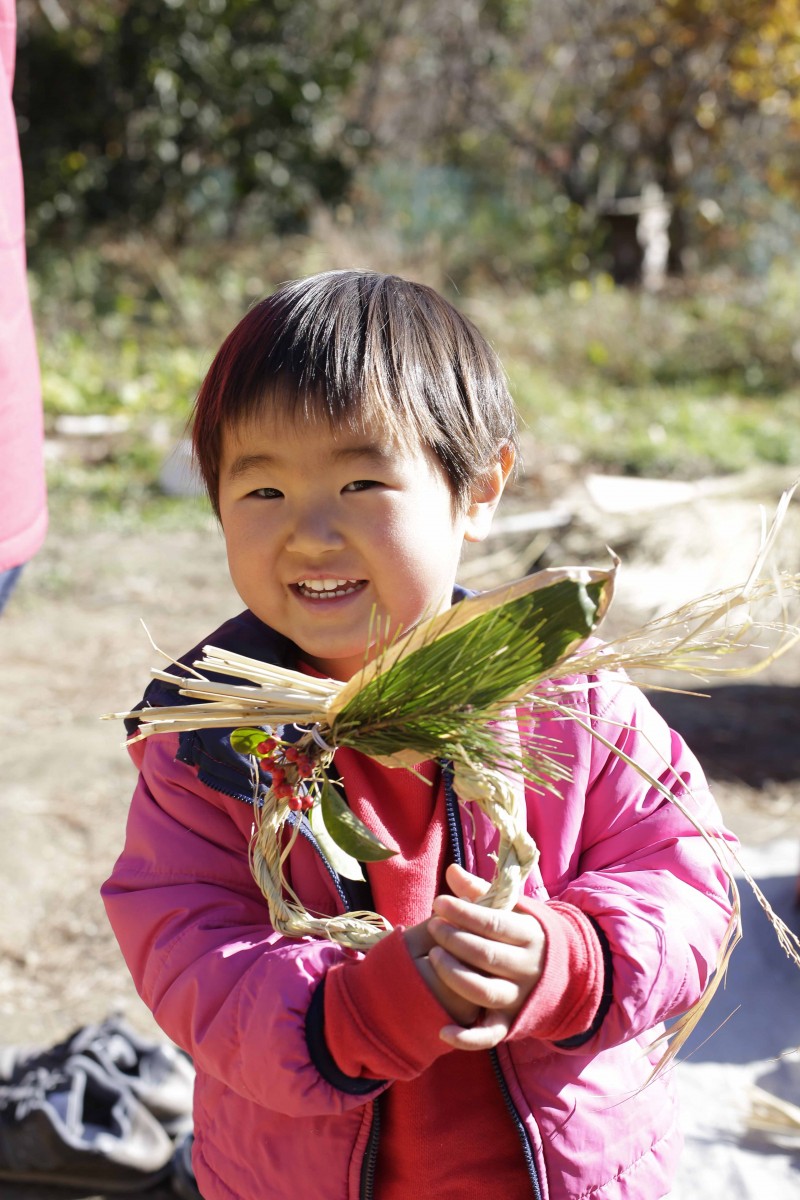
[103,270,735,1200]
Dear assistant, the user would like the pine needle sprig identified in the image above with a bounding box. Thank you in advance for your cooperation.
[104,565,614,940]
[328,569,613,767]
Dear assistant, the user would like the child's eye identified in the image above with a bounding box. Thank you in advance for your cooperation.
[343,479,380,493]
[250,487,283,500]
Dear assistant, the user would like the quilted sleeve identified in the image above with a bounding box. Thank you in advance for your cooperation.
[536,672,737,1051]
[102,733,386,1118]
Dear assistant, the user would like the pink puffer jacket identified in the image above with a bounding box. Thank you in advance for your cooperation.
[103,614,735,1200]
[0,0,47,573]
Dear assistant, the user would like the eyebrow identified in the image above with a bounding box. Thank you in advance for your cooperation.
[224,443,395,482]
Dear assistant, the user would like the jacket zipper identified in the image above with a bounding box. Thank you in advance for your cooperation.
[490,1050,544,1200]
[359,1097,381,1200]
[443,763,544,1200]
[295,811,382,1200]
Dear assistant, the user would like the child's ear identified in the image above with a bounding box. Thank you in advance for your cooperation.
[463,443,515,543]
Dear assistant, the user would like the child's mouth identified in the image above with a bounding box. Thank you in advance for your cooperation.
[294,578,367,600]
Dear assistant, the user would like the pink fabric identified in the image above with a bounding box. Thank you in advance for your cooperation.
[0,0,47,572]
[103,667,736,1200]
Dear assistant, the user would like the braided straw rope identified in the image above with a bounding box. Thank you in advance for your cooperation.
[451,755,539,910]
[248,753,538,949]
[249,785,392,949]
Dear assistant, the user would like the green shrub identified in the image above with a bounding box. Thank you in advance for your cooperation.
[32,241,800,528]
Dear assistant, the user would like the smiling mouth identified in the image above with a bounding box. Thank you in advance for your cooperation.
[294,578,367,600]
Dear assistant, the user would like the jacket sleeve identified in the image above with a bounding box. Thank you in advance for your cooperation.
[532,670,737,1053]
[101,732,386,1118]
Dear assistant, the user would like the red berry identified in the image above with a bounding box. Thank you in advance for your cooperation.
[256,737,278,757]
[283,745,299,763]
[270,766,286,787]
[296,756,314,778]
[286,793,303,811]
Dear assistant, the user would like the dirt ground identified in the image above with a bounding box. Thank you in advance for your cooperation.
[0,465,798,1197]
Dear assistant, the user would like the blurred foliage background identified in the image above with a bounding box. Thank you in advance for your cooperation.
[12,0,800,522]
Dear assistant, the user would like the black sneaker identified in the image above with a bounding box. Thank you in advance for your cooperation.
[171,1132,203,1200]
[0,1014,194,1136]
[0,1055,174,1191]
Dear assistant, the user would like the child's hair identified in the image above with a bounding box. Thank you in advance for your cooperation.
[192,269,518,516]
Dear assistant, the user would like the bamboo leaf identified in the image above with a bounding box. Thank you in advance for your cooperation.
[308,800,366,881]
[319,778,396,863]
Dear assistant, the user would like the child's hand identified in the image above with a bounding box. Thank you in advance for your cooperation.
[404,921,482,1029]
[427,863,546,1051]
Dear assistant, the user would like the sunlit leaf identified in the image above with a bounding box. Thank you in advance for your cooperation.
[319,778,396,863]
[230,727,269,755]
[308,799,366,881]
[331,567,613,764]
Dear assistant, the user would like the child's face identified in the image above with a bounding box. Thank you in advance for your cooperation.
[217,409,510,680]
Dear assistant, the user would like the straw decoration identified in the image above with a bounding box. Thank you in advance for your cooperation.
[105,486,800,1064]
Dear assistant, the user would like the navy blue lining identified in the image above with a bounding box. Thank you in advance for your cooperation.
[305,981,386,1098]
[554,915,614,1049]
[176,728,268,805]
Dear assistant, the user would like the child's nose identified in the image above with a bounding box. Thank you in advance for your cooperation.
[285,502,345,554]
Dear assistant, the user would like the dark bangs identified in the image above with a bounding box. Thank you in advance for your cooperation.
[192,270,518,513]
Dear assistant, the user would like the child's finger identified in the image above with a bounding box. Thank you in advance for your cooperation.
[432,892,541,948]
[428,944,522,1009]
[403,920,435,960]
[444,862,491,902]
[413,955,482,1027]
[439,1013,511,1051]
[428,917,538,983]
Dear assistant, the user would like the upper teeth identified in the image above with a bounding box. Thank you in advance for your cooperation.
[298,578,359,595]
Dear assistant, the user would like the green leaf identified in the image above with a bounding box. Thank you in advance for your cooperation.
[230,727,269,755]
[308,800,366,882]
[319,778,396,863]
[333,571,612,762]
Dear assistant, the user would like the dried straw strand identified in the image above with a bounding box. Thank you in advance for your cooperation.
[748,1087,800,1145]
[248,786,392,948]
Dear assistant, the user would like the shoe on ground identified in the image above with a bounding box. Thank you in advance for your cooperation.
[172,1132,203,1200]
[0,1013,194,1136]
[0,1054,174,1191]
